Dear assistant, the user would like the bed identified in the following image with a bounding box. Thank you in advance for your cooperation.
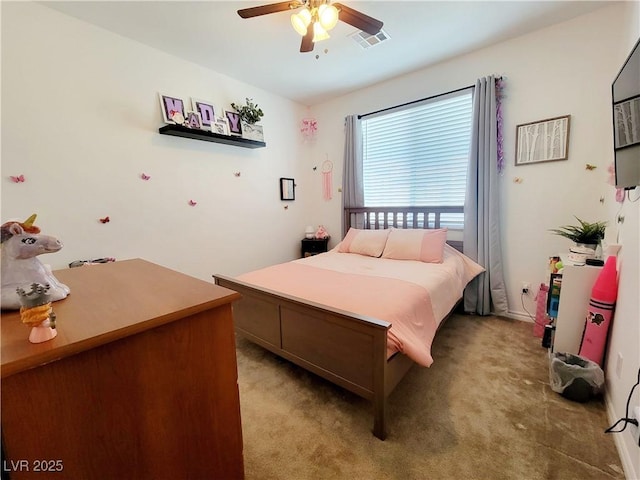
[214,206,483,439]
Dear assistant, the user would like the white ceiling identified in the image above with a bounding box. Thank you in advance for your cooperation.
[42,1,612,105]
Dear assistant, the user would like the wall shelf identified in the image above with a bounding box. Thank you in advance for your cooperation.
[158,124,266,149]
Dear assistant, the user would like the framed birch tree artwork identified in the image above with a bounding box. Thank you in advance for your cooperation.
[613,95,640,149]
[515,115,571,166]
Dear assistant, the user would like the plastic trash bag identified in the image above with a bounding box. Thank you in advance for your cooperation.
[549,352,605,403]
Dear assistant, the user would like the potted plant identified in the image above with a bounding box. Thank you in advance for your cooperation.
[231,98,264,141]
[549,217,607,264]
[231,98,264,124]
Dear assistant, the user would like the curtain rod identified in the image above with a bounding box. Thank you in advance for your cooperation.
[358,85,473,119]
[358,76,503,119]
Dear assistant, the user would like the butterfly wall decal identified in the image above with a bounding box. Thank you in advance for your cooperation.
[141,173,151,180]
[585,164,597,171]
[234,172,241,177]
[100,216,110,224]
[10,174,25,183]
[188,200,197,206]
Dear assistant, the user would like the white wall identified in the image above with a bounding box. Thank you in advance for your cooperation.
[1,2,311,281]
[604,3,640,478]
[307,3,639,477]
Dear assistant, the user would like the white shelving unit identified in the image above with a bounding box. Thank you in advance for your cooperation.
[552,262,603,354]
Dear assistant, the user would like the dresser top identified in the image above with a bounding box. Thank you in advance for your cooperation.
[1,258,239,378]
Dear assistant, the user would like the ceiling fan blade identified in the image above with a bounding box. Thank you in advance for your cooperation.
[334,3,383,35]
[238,1,303,19]
[300,22,315,53]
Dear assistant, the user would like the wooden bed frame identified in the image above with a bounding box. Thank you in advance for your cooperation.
[214,206,464,440]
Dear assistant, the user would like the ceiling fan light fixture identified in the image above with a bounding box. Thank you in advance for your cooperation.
[238,1,384,53]
[312,22,330,42]
[317,4,339,31]
[291,8,312,36]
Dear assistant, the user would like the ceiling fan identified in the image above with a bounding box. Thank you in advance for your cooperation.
[237,1,383,53]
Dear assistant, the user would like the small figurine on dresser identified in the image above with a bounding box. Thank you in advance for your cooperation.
[17,283,57,343]
[1,214,70,310]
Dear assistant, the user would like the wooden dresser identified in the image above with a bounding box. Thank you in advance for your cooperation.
[1,259,243,479]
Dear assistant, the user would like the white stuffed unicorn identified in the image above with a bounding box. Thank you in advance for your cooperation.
[1,214,70,310]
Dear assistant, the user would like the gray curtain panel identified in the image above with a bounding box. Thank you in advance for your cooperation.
[342,115,365,235]
[463,76,508,315]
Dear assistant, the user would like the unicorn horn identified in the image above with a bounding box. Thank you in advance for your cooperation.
[23,214,37,227]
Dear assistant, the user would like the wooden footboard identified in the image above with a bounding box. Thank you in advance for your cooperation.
[218,205,464,439]
[214,274,411,440]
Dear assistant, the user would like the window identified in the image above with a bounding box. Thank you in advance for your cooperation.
[361,88,473,229]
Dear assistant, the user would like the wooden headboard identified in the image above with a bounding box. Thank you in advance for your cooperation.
[344,206,464,252]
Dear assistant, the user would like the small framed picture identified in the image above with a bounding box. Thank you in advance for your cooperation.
[225,110,243,136]
[191,98,217,128]
[212,118,230,135]
[280,177,295,201]
[515,115,570,166]
[242,122,264,142]
[159,93,186,124]
[614,95,640,149]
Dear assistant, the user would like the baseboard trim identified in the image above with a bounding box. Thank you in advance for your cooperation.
[503,310,535,322]
[605,390,638,480]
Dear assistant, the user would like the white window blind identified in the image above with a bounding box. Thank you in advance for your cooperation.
[362,88,473,229]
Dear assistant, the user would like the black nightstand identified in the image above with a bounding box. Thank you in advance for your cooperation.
[301,237,330,257]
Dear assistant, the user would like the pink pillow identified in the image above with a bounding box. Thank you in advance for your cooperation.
[381,228,448,263]
[338,228,390,257]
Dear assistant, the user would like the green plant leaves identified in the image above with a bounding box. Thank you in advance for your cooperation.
[549,216,607,244]
[231,97,264,124]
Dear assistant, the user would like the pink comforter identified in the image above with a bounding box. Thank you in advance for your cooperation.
[238,262,438,366]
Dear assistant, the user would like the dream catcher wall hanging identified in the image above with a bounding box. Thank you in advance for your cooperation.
[321,156,333,201]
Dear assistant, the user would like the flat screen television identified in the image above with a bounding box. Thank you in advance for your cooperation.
[612,37,640,190]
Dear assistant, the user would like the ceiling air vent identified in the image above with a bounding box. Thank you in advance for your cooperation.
[349,29,389,49]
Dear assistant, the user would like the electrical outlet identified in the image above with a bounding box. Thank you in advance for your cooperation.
[631,406,640,447]
[521,282,531,294]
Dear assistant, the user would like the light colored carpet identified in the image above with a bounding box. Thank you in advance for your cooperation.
[235,314,625,480]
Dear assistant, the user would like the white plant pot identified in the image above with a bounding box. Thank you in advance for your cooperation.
[568,243,597,265]
[241,122,264,142]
